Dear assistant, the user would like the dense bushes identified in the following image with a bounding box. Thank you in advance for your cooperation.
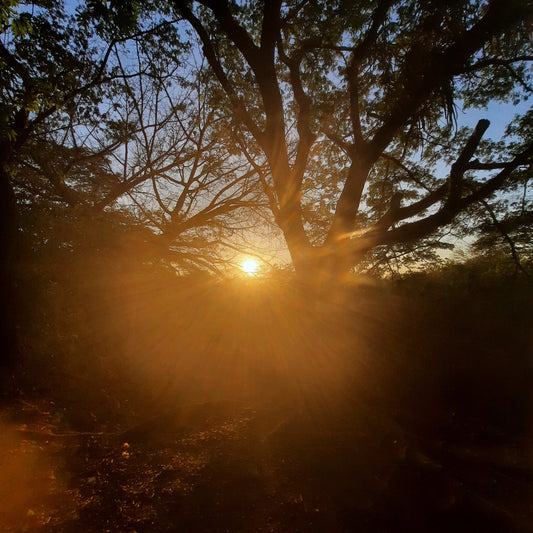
[3,245,532,442]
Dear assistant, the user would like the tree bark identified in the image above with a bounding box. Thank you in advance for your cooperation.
[0,159,20,369]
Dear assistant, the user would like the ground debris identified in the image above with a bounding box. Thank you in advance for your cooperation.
[1,395,532,532]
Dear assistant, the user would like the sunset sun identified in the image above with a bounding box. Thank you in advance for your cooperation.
[241,259,259,275]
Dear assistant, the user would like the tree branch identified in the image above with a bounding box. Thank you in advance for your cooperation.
[198,0,261,67]
[464,54,533,72]
[173,1,262,141]
[480,198,530,277]
[347,0,393,147]
[445,118,490,211]
[368,0,533,162]
[277,35,317,192]
[192,0,286,154]
[360,140,533,252]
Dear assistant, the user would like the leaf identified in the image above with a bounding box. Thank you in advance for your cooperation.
[11,12,32,37]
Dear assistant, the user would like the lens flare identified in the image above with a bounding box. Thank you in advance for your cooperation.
[241,259,259,274]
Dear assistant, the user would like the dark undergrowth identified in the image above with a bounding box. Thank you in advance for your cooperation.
[1,255,532,532]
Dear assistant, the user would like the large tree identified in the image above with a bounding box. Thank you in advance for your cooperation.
[168,0,533,278]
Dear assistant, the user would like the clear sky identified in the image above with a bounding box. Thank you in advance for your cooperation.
[457,100,531,140]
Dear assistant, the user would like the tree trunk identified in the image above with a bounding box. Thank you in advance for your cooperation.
[0,162,20,369]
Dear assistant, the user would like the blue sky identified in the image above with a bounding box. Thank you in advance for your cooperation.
[457,100,531,140]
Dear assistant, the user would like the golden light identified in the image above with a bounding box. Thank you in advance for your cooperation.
[241,258,259,275]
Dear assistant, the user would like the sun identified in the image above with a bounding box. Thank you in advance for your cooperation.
[241,258,259,275]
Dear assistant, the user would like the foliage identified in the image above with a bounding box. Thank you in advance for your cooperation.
[1,1,267,277]
[1,0,532,279]
[2,5,533,528]
[165,0,532,276]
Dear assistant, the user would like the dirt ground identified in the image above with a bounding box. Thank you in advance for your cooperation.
[1,388,532,533]
[2,281,532,532]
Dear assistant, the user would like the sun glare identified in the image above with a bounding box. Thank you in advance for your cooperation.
[241,259,259,275]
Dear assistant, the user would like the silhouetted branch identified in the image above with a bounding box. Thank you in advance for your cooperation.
[479,199,530,278]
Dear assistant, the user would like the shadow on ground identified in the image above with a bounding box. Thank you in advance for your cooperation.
[1,279,532,532]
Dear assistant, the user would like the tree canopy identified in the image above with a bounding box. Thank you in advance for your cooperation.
[1,0,266,275]
[169,0,533,278]
[1,0,532,279]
